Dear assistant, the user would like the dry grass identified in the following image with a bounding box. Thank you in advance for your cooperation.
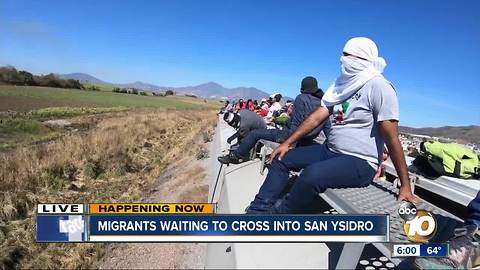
[0,109,217,269]
[99,157,211,269]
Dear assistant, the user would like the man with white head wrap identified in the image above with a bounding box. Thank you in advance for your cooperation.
[322,37,387,106]
[246,37,417,214]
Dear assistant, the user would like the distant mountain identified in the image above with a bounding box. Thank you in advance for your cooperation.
[400,125,480,146]
[58,73,273,100]
[173,82,271,100]
[57,73,107,84]
[117,81,165,91]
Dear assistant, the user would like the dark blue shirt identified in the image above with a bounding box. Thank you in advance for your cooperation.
[285,92,323,140]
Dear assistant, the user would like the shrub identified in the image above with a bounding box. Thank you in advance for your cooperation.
[86,85,100,91]
[202,130,213,143]
[83,161,102,179]
[195,146,209,160]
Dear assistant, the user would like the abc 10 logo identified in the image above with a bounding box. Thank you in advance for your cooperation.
[398,202,437,242]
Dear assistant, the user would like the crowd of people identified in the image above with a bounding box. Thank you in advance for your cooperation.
[216,37,479,269]
[218,76,325,164]
[220,93,289,119]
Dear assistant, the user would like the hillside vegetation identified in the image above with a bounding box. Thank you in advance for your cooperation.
[0,75,220,268]
[0,109,217,269]
[0,66,83,89]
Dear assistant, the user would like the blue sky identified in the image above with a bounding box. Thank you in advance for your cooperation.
[1,0,479,127]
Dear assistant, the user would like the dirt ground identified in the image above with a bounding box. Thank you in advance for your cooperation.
[98,156,211,269]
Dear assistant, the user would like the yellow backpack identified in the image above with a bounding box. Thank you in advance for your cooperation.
[419,141,479,179]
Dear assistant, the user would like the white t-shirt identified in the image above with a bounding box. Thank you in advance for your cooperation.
[267,102,282,118]
[323,76,399,167]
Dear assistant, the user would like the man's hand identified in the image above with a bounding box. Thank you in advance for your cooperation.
[398,185,419,203]
[379,120,419,203]
[269,143,292,162]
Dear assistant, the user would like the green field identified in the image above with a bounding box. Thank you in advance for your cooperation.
[81,81,116,92]
[0,85,220,111]
[0,85,221,149]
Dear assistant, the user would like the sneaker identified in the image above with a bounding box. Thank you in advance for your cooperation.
[245,204,274,214]
[414,224,478,269]
[217,152,246,165]
[245,205,269,214]
[244,197,277,214]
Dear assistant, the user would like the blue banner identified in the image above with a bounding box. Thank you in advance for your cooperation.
[89,214,387,236]
[37,215,86,242]
[420,243,449,257]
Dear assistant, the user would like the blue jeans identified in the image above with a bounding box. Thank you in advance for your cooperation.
[248,144,376,213]
[466,190,480,227]
[234,128,289,158]
[234,128,317,159]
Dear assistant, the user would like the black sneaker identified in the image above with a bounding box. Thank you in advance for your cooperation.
[414,224,478,269]
[217,152,246,165]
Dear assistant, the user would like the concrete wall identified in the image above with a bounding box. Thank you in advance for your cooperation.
[206,117,330,269]
[208,115,235,203]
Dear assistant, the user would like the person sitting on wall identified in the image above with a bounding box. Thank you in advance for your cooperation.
[218,100,231,114]
[265,93,283,120]
[246,99,255,111]
[245,37,417,213]
[223,109,267,147]
[218,76,324,165]
[235,99,245,111]
[257,98,270,117]
[273,100,295,126]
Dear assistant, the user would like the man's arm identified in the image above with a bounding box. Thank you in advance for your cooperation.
[270,106,330,161]
[379,120,417,202]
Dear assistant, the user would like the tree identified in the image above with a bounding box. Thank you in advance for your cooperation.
[37,73,62,88]
[18,70,36,85]
[0,66,88,89]
[165,90,174,96]
[66,79,83,89]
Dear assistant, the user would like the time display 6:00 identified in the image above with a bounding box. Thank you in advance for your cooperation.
[393,244,420,257]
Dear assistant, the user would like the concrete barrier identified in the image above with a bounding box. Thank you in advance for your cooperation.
[208,115,235,203]
[206,117,330,269]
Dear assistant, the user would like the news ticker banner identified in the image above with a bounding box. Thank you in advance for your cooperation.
[36,203,388,243]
